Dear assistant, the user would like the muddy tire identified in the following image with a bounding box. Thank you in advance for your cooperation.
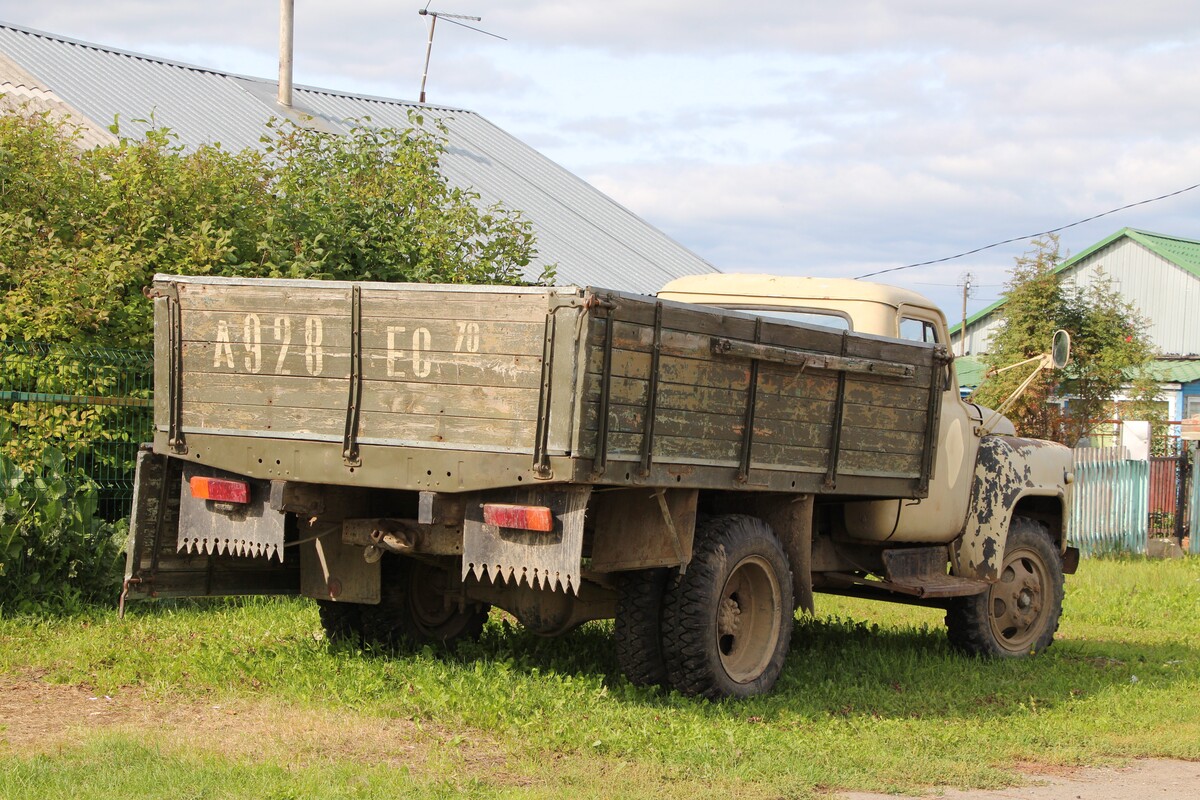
[945,516,1064,657]
[316,599,366,644]
[362,557,490,649]
[614,568,671,688]
[661,515,793,699]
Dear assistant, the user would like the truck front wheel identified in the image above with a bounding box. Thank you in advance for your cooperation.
[945,516,1064,657]
[661,515,794,699]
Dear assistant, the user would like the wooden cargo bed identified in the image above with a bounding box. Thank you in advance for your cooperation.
[151,275,946,498]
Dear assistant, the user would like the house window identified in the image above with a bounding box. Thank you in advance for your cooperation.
[1186,396,1200,420]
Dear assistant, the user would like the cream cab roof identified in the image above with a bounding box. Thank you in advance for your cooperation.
[657,274,937,310]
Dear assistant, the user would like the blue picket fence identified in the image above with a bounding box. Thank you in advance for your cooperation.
[1070,447,1149,556]
[1191,459,1200,556]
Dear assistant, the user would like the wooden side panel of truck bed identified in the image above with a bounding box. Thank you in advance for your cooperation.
[151,276,944,498]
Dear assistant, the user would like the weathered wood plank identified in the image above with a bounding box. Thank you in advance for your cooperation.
[181,373,540,420]
[175,280,552,317]
[358,319,547,358]
[181,343,543,389]
[582,402,924,456]
[589,307,935,371]
[360,292,549,323]
[182,403,538,449]
[593,431,922,479]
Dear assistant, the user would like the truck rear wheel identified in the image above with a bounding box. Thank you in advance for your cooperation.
[945,516,1064,657]
[363,557,490,650]
[614,568,670,688]
[661,515,793,699]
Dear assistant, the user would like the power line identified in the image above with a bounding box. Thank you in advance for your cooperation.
[855,180,1200,279]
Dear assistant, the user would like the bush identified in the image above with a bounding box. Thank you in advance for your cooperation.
[0,445,125,612]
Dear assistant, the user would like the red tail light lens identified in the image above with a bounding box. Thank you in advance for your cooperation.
[189,476,250,504]
[482,503,554,532]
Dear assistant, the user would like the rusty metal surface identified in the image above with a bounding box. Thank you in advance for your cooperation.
[299,524,380,604]
[589,488,697,572]
[463,486,591,594]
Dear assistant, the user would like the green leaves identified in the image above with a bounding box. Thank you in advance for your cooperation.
[973,235,1157,446]
[0,444,124,612]
[0,108,541,349]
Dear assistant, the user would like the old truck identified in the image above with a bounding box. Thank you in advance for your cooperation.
[124,272,1078,699]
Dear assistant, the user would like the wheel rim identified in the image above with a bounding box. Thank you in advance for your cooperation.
[716,554,782,683]
[988,544,1051,653]
[408,566,456,633]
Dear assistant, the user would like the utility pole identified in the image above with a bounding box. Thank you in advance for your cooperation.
[278,0,294,107]
[958,271,975,357]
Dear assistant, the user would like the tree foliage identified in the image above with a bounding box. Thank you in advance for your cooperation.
[0,108,546,349]
[972,236,1159,446]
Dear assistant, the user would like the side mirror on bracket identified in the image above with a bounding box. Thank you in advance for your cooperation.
[975,330,1071,435]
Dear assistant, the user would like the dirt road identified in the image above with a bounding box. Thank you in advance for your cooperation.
[839,759,1200,799]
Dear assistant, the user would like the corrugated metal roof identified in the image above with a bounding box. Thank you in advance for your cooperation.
[0,22,716,294]
[953,227,1200,336]
[953,355,986,389]
[1144,358,1200,384]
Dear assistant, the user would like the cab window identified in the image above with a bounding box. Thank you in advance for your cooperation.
[726,307,851,331]
[899,317,939,344]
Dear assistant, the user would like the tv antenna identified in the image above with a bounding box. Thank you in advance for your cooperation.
[417,4,506,103]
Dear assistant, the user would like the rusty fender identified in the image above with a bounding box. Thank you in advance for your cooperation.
[950,435,1072,582]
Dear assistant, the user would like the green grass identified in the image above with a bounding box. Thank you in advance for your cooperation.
[1,557,1198,798]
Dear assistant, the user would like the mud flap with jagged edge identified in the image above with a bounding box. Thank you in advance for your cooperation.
[177,463,285,560]
[463,486,590,594]
[123,451,298,602]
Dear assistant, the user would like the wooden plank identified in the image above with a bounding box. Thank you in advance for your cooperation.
[357,410,537,450]
[843,402,931,434]
[175,280,552,317]
[358,319,547,358]
[182,403,344,438]
[181,341,352,381]
[181,373,540,420]
[176,281,350,313]
[181,343,543,389]
[584,403,923,456]
[359,292,549,323]
[182,403,537,449]
[592,433,918,478]
[587,349,753,391]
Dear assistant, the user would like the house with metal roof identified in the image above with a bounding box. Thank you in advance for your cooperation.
[950,227,1200,420]
[0,21,716,295]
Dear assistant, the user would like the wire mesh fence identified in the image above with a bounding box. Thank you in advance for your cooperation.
[0,341,153,520]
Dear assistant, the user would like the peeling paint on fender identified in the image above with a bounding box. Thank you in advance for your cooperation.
[951,435,1071,581]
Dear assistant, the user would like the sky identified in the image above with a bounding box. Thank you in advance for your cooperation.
[2,1,1199,320]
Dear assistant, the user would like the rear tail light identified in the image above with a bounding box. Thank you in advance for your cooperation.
[482,503,555,532]
[189,476,250,504]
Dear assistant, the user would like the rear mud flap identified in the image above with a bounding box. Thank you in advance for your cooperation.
[463,486,590,594]
[123,451,299,602]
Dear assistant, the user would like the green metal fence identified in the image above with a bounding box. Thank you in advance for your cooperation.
[0,341,153,520]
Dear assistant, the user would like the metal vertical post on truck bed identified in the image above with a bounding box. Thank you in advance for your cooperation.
[639,301,665,477]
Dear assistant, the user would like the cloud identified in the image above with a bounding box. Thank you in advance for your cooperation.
[4,0,1200,318]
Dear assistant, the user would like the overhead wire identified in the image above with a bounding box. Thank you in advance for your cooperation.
[855,181,1200,279]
